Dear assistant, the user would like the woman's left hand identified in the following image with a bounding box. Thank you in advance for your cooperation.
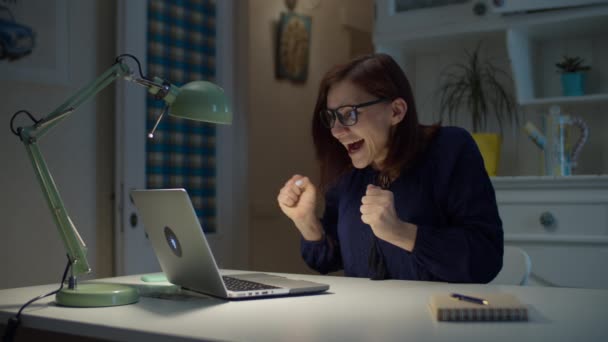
[360,184,417,251]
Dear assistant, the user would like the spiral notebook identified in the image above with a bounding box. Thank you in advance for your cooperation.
[429,293,528,321]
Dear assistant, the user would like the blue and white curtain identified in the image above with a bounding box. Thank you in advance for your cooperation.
[146,0,217,233]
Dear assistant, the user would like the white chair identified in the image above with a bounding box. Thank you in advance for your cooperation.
[490,246,532,285]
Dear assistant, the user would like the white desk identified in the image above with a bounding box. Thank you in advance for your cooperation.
[1,271,607,342]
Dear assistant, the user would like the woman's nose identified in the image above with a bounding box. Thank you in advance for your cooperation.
[331,121,349,137]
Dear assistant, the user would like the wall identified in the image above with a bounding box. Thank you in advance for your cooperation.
[0,0,115,289]
[246,0,373,273]
[94,0,117,280]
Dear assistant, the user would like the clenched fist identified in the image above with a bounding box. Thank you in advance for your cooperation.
[277,175,323,241]
[360,184,417,251]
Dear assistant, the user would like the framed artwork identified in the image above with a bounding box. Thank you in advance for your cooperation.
[276,12,311,83]
[0,0,69,84]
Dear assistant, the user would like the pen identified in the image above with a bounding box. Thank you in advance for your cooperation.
[450,293,489,305]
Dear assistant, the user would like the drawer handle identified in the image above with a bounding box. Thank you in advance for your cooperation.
[539,212,556,229]
[473,2,487,16]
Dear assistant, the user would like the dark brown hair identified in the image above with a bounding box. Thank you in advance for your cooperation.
[312,53,439,192]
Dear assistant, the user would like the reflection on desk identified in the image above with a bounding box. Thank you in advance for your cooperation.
[1,270,607,342]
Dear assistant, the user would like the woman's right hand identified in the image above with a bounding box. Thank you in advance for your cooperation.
[277,175,323,240]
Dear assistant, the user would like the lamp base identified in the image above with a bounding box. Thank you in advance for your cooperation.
[56,283,139,307]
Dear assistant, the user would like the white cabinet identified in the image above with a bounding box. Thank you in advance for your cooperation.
[491,0,608,14]
[374,1,608,289]
[374,1,608,107]
[493,176,608,288]
[374,0,502,43]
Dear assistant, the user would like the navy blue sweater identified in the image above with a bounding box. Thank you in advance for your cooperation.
[301,126,503,283]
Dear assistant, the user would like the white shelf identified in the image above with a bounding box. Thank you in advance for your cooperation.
[491,175,608,189]
[505,5,608,37]
[506,234,608,245]
[373,0,506,45]
[376,1,608,106]
[374,3,608,45]
[506,7,608,105]
[519,93,608,106]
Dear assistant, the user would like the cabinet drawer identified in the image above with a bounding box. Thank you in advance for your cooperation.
[499,203,608,236]
[493,176,608,288]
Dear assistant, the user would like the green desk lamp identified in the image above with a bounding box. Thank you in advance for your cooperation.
[9,54,232,307]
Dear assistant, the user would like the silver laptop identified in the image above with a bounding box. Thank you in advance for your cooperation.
[131,188,329,299]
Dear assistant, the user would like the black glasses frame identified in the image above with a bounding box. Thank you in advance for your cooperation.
[320,98,388,129]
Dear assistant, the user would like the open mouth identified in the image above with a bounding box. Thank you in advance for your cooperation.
[347,139,364,154]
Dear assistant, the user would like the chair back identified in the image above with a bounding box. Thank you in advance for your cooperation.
[490,246,532,285]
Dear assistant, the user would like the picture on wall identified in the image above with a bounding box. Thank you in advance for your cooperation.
[0,4,36,62]
[275,12,311,83]
[0,0,69,84]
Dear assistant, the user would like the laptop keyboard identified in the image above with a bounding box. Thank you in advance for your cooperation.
[222,276,280,292]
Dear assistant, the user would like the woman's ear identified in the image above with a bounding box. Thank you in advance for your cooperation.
[390,98,407,126]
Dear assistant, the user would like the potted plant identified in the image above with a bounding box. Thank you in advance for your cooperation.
[437,43,519,176]
[555,55,591,96]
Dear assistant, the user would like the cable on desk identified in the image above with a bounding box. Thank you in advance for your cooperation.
[2,257,71,342]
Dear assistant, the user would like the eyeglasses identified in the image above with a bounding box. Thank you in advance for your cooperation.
[320,98,388,129]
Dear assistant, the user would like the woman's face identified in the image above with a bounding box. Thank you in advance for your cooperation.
[326,80,405,170]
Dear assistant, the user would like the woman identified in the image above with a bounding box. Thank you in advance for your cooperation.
[277,53,503,282]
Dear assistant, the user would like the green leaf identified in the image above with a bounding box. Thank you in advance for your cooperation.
[436,41,520,134]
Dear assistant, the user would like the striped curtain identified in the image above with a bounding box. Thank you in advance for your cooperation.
[146,0,217,233]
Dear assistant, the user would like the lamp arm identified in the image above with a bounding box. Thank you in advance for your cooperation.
[29,62,131,139]
[23,141,91,276]
[16,61,134,278]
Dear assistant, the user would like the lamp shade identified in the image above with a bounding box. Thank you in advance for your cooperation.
[167,81,232,124]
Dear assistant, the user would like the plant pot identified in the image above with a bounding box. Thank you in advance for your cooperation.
[560,72,586,96]
[472,133,501,177]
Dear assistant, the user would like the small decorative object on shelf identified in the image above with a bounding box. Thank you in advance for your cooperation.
[522,105,589,176]
[555,55,591,97]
